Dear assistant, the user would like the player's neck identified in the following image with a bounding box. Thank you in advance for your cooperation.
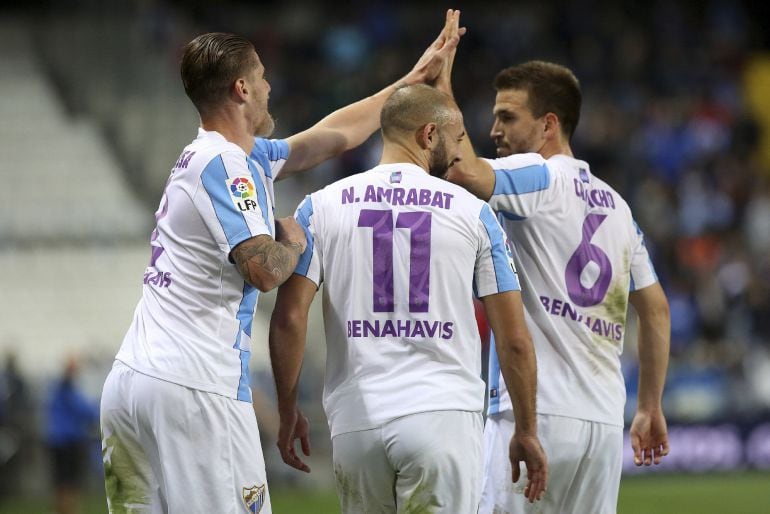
[200,111,254,154]
[379,145,429,173]
[539,139,574,160]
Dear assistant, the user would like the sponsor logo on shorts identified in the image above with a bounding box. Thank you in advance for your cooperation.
[242,484,266,513]
[227,176,259,212]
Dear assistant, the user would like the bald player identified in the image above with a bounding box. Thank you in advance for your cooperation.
[269,84,547,513]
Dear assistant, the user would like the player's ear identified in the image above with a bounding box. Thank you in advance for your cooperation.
[232,78,248,102]
[416,123,438,150]
[543,112,559,140]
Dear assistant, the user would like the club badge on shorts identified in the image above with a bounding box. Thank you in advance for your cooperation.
[242,484,266,513]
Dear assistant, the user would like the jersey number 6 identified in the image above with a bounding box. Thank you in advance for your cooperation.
[564,213,613,307]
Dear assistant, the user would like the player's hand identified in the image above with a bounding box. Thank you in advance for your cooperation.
[509,433,548,503]
[433,9,462,96]
[275,216,307,254]
[277,406,312,473]
[630,409,669,466]
[402,9,466,86]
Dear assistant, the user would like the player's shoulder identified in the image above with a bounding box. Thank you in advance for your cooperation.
[184,130,248,174]
[484,152,547,171]
[424,174,490,215]
[251,137,290,163]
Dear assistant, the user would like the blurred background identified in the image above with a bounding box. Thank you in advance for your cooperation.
[1,0,769,512]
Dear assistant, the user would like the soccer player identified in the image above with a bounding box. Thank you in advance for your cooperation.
[442,60,671,513]
[99,14,462,514]
[269,84,548,513]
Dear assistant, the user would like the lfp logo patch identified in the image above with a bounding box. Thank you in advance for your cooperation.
[242,484,266,513]
[227,176,258,212]
[230,176,255,199]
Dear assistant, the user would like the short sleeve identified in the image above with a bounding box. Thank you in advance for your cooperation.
[629,220,658,291]
[486,153,553,220]
[197,152,272,254]
[474,203,520,298]
[250,138,290,180]
[294,195,323,287]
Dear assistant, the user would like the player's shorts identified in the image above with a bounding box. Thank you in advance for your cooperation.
[331,409,483,514]
[100,360,271,514]
[479,411,622,514]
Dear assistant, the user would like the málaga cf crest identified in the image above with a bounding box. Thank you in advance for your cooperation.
[242,484,266,513]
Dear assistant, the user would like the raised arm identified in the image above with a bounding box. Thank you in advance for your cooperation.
[277,9,465,180]
[482,290,547,503]
[268,273,318,472]
[628,282,671,466]
[432,12,496,200]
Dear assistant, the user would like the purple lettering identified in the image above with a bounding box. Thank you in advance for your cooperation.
[430,191,444,208]
[562,301,579,321]
[392,188,406,206]
[441,322,454,340]
[424,321,440,338]
[396,212,431,312]
[551,299,563,315]
[397,319,410,337]
[419,189,432,205]
[565,214,613,307]
[443,193,453,209]
[376,187,392,203]
[358,210,394,312]
[540,296,551,311]
[347,321,352,337]
[363,320,379,337]
[382,320,397,337]
[591,318,603,335]
[352,320,362,337]
[405,188,418,205]
[411,321,426,338]
[342,187,355,204]
[363,185,377,202]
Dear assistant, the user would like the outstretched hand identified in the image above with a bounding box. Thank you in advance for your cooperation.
[277,406,312,473]
[630,409,669,466]
[402,9,466,87]
[509,433,548,503]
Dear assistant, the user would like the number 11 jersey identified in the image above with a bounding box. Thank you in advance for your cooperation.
[293,162,520,438]
[485,153,658,426]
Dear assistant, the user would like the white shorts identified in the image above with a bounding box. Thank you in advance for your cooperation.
[100,360,271,514]
[331,410,483,514]
[479,412,622,514]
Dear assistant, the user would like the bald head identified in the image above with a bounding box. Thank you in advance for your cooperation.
[381,84,460,140]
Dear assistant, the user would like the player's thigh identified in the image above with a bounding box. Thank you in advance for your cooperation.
[480,413,590,514]
[331,428,396,514]
[100,363,158,514]
[565,421,623,514]
[386,410,483,514]
[479,411,517,514]
[131,372,271,514]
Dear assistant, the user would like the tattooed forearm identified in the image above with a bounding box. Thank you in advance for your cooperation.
[231,235,303,292]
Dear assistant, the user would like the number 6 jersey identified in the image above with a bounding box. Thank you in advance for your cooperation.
[293,162,520,438]
[485,153,658,426]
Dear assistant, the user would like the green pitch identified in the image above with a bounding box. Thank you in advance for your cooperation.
[2,473,768,513]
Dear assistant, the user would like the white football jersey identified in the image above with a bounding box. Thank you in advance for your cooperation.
[294,163,520,437]
[116,129,288,402]
[485,153,657,426]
